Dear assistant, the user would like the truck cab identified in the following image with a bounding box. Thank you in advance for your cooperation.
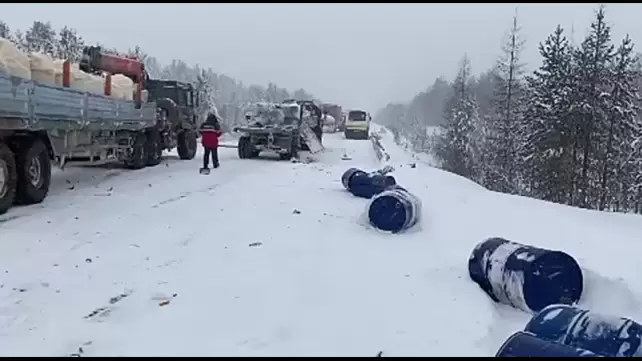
[344,109,371,140]
[146,79,199,126]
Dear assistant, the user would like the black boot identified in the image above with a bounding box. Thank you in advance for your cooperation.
[213,148,220,168]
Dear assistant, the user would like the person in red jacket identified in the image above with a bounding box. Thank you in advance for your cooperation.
[199,113,223,170]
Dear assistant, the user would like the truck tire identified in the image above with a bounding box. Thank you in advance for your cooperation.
[146,129,163,167]
[237,136,252,159]
[177,130,197,160]
[125,132,147,170]
[0,143,16,214]
[15,138,51,205]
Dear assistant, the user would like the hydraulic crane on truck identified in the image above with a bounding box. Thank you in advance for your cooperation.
[79,46,200,159]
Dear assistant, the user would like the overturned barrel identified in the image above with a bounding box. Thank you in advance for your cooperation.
[341,167,396,199]
[524,304,642,357]
[496,331,599,357]
[367,185,421,233]
[468,237,583,313]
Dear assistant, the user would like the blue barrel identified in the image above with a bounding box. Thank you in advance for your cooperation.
[341,168,365,190]
[367,185,421,233]
[524,304,642,357]
[468,237,583,313]
[341,168,396,199]
[496,331,599,357]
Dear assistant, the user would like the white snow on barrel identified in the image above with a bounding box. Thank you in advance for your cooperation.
[468,237,583,313]
[367,185,421,233]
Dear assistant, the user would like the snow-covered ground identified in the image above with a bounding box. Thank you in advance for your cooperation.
[1,126,642,356]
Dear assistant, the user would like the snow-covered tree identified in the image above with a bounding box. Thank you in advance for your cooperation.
[435,55,482,180]
[292,88,313,100]
[571,5,615,208]
[56,26,84,61]
[12,30,27,51]
[0,21,11,40]
[483,12,527,194]
[194,69,219,125]
[521,25,575,203]
[600,35,641,210]
[24,21,57,55]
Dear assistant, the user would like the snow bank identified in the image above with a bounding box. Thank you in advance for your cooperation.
[371,123,642,354]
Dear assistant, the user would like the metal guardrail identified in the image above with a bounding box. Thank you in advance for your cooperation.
[370,133,390,162]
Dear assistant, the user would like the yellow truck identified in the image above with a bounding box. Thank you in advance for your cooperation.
[344,109,371,140]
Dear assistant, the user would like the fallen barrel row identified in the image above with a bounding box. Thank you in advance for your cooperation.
[340,158,637,356]
[466,237,642,356]
[496,304,642,357]
[341,167,421,233]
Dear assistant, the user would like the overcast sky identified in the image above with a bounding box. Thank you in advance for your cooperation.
[2,3,641,111]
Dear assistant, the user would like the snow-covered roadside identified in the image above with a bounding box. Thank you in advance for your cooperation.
[372,123,642,351]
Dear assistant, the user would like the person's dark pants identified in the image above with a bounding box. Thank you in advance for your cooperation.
[203,146,219,168]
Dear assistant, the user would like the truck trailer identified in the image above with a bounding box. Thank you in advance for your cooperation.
[0,45,200,215]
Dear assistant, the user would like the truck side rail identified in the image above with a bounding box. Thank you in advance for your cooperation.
[0,71,157,131]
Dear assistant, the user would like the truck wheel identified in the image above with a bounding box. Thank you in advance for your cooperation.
[279,153,291,161]
[250,150,260,158]
[125,132,147,170]
[15,138,51,205]
[237,136,251,159]
[0,143,16,214]
[146,129,163,167]
[177,130,197,160]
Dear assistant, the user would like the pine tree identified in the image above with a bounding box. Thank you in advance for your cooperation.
[13,30,27,52]
[24,21,57,55]
[484,12,527,194]
[435,55,481,180]
[600,35,641,210]
[571,5,615,208]
[522,25,575,203]
[56,26,84,61]
[0,21,11,40]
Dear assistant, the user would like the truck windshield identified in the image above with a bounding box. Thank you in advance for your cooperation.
[282,106,299,119]
[147,85,179,104]
[348,111,367,121]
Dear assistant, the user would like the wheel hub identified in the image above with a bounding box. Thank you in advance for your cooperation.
[0,159,7,199]
[27,156,43,188]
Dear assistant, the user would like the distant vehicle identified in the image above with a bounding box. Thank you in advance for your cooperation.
[322,103,343,132]
[233,100,324,161]
[344,109,371,140]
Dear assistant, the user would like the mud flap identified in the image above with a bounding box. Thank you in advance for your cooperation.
[299,122,324,154]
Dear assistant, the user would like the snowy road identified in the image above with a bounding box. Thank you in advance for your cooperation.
[0,133,418,356]
[2,129,642,356]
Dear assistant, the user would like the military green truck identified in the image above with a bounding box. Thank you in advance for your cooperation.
[0,46,200,215]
